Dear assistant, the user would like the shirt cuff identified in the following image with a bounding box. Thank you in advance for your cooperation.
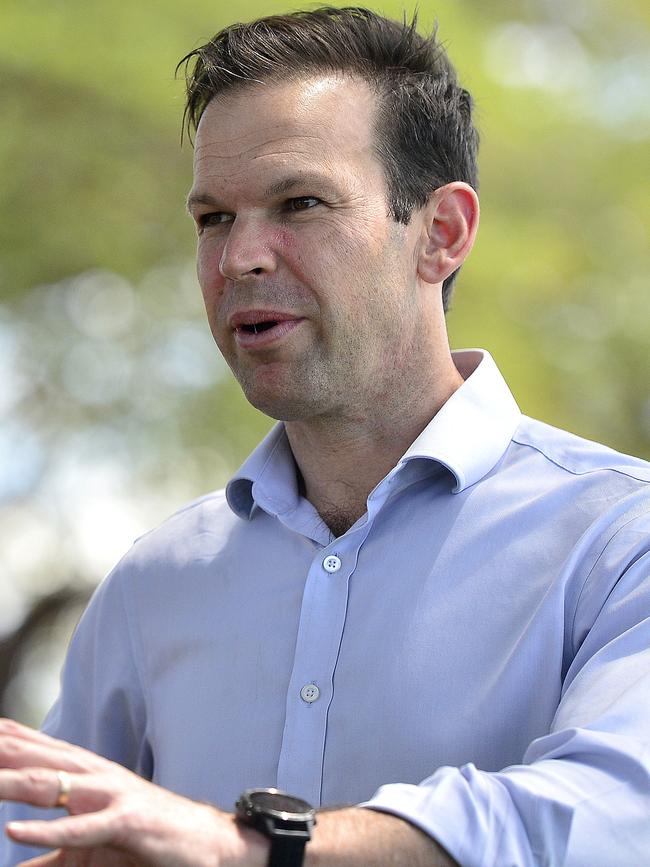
[358,762,571,867]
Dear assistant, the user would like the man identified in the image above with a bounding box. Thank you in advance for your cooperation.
[2,7,650,866]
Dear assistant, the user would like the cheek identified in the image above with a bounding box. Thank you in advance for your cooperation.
[196,240,226,299]
[273,228,310,281]
[274,228,294,252]
[277,224,355,303]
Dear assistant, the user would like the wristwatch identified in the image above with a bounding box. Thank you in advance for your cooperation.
[235,788,316,867]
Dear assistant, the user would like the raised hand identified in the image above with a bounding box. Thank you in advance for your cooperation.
[0,719,267,867]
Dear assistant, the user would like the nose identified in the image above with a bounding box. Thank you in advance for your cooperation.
[218,216,277,281]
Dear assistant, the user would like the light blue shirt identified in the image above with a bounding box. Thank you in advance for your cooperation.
[3,349,650,866]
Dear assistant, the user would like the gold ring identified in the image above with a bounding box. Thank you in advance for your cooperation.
[55,770,72,809]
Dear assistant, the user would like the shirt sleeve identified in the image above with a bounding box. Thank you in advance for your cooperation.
[1,560,151,865]
[360,522,650,866]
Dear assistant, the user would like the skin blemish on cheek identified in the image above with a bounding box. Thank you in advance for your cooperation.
[274,229,312,284]
[274,229,296,252]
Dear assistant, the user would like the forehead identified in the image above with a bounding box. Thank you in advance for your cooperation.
[192,74,381,191]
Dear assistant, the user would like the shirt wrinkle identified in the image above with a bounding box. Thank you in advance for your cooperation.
[569,512,650,660]
[4,348,650,866]
[117,565,154,777]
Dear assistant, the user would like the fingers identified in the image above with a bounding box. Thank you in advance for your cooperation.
[0,738,83,774]
[7,810,116,850]
[0,767,62,809]
[20,848,137,867]
[0,720,110,775]
[19,852,65,867]
[0,720,79,754]
[0,767,114,815]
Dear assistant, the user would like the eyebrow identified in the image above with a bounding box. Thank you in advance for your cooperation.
[186,173,339,213]
[185,192,221,214]
[263,173,338,198]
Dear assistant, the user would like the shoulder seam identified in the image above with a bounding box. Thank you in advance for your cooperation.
[131,489,228,546]
[511,434,650,486]
[171,488,227,517]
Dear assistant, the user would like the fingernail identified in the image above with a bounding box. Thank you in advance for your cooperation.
[7,822,25,833]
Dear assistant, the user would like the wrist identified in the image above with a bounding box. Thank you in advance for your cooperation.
[202,809,270,867]
[231,817,271,867]
[302,807,459,867]
[234,789,315,867]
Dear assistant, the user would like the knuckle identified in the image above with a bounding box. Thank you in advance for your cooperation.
[17,767,56,805]
[110,803,142,846]
[114,801,139,830]
[1,737,18,759]
[64,822,87,844]
[25,767,51,787]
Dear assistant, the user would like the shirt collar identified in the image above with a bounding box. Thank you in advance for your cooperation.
[400,349,521,492]
[226,349,521,519]
[226,422,300,520]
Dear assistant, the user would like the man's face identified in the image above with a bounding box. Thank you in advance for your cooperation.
[188,74,432,423]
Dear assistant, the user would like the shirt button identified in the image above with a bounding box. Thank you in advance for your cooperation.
[300,683,320,703]
[322,555,341,573]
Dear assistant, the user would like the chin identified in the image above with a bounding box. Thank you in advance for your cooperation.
[245,394,313,422]
[236,368,319,422]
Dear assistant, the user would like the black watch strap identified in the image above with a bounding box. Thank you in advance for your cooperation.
[235,788,314,867]
[268,836,308,867]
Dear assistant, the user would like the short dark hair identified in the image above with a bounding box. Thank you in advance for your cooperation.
[178,6,479,310]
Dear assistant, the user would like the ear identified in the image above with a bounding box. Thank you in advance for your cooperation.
[417,182,480,286]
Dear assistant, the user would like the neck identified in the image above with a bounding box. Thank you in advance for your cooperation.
[285,348,463,536]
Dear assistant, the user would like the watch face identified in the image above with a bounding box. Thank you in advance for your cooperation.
[247,789,313,818]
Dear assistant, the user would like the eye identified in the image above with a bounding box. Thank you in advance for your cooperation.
[197,212,233,230]
[287,197,321,212]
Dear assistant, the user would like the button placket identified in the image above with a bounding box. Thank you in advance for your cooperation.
[277,542,360,802]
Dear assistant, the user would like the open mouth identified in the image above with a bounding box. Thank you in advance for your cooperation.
[232,316,304,348]
[240,321,278,334]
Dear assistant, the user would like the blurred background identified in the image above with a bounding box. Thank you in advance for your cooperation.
[1,0,649,727]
